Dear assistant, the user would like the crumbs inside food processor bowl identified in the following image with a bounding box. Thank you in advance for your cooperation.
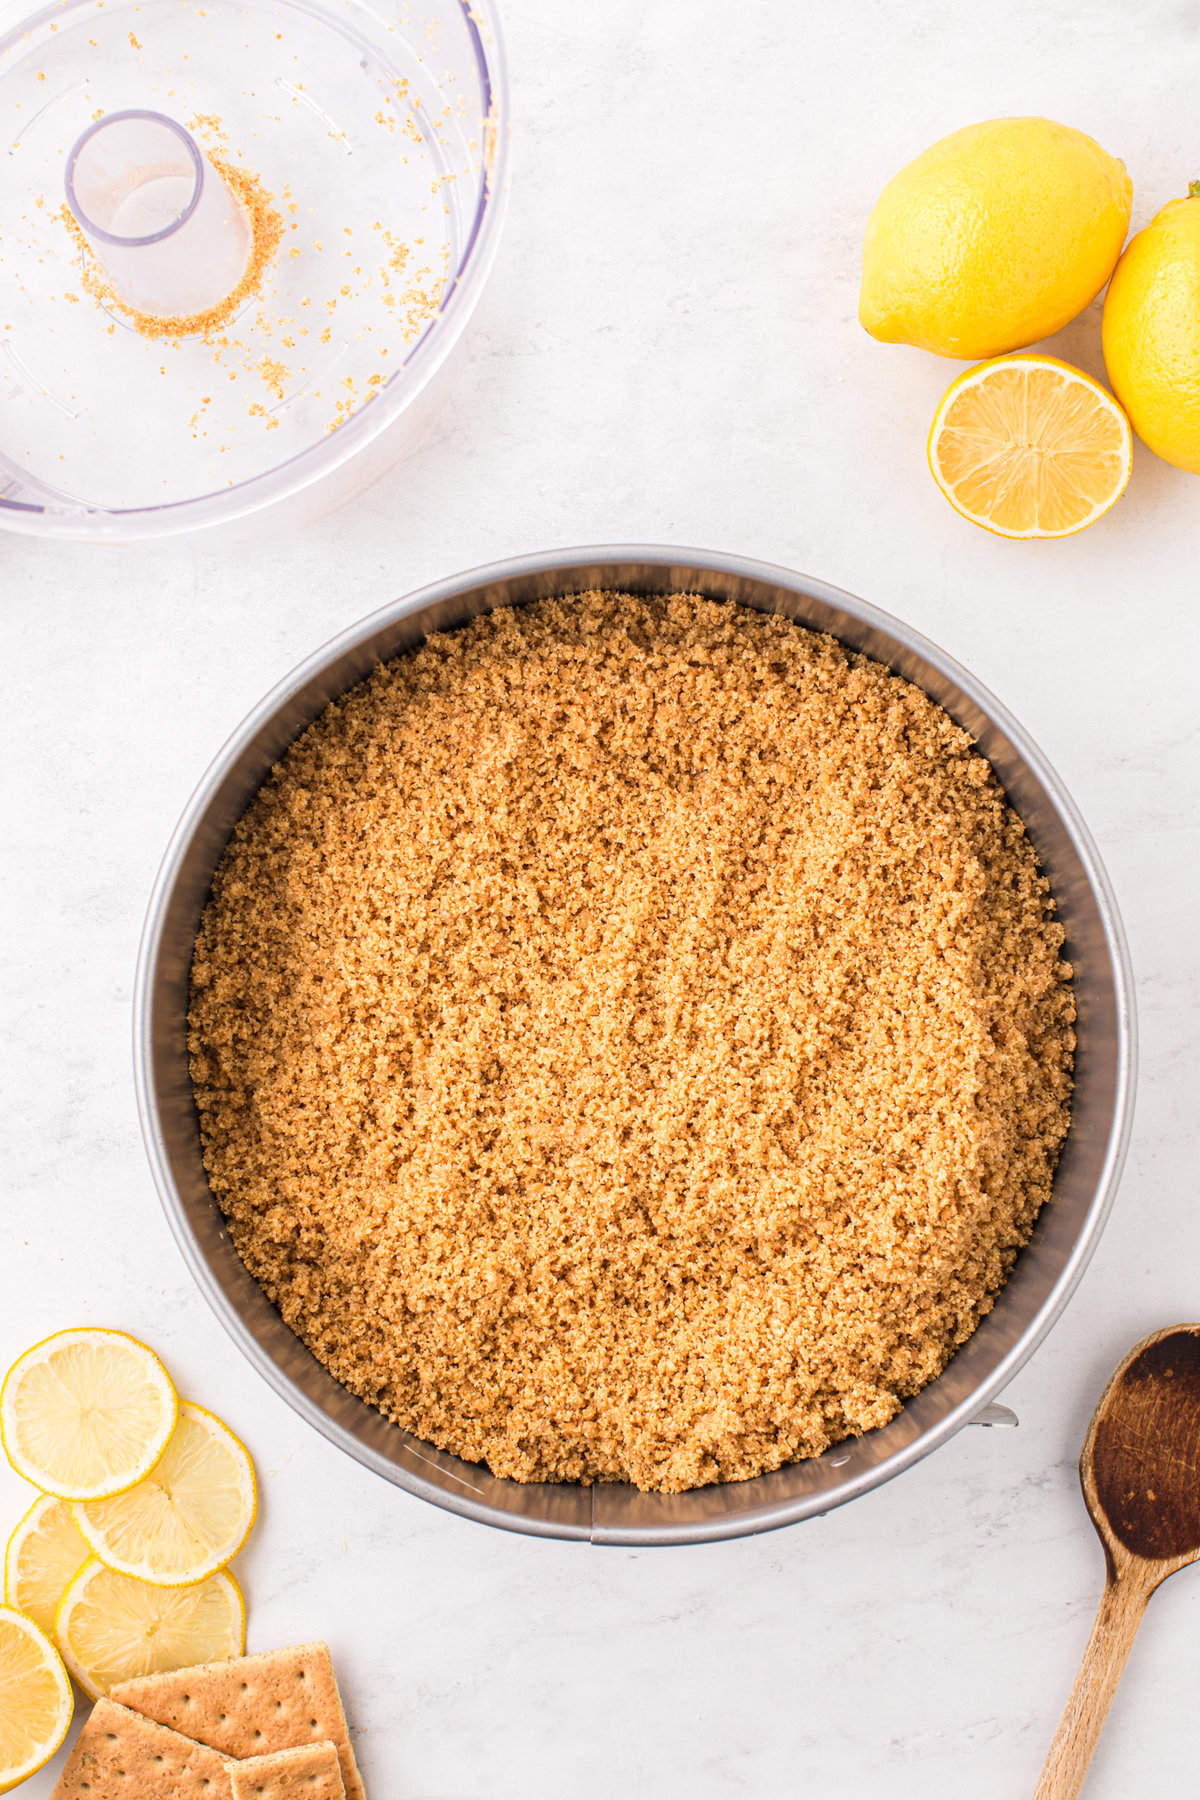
[0,0,499,521]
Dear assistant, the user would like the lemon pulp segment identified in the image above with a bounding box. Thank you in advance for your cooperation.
[73,1402,257,1587]
[0,1328,178,1501]
[56,1557,245,1700]
[4,1496,90,1639]
[928,355,1131,537]
[0,1606,74,1792]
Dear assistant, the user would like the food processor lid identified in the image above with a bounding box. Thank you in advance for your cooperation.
[0,0,500,529]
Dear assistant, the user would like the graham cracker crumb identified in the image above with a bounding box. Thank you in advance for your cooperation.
[188,593,1075,1493]
[59,149,283,343]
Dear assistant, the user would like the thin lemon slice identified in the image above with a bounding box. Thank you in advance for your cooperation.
[72,1402,257,1587]
[928,354,1132,538]
[0,1328,178,1501]
[4,1496,90,1639]
[0,1606,73,1792]
[56,1557,245,1700]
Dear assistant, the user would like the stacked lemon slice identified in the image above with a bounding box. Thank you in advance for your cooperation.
[0,1328,255,1788]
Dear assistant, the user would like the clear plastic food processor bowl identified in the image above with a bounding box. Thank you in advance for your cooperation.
[0,0,506,538]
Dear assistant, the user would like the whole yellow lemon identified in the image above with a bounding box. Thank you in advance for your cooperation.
[1102,184,1200,473]
[860,117,1132,359]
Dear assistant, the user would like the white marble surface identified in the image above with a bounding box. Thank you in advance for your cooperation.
[3,1,1200,1793]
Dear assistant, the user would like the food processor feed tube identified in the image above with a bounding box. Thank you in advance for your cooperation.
[65,110,250,320]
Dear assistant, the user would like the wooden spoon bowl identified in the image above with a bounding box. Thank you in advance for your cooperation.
[1034,1324,1200,1797]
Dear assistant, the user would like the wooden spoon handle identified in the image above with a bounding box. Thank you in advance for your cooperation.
[1032,1570,1153,1799]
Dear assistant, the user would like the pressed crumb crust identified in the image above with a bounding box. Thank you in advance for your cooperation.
[189,593,1075,1493]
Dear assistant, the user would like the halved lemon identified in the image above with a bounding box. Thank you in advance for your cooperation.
[927,354,1132,538]
[72,1402,257,1587]
[0,1606,74,1792]
[4,1496,90,1639]
[0,1328,178,1501]
[56,1557,245,1700]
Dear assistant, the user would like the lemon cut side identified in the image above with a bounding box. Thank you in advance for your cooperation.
[1,1328,178,1501]
[0,1606,74,1792]
[928,354,1132,538]
[56,1558,245,1700]
[4,1496,91,1640]
[73,1402,257,1588]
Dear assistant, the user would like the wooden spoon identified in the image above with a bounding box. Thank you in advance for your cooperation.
[1033,1324,1200,1798]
